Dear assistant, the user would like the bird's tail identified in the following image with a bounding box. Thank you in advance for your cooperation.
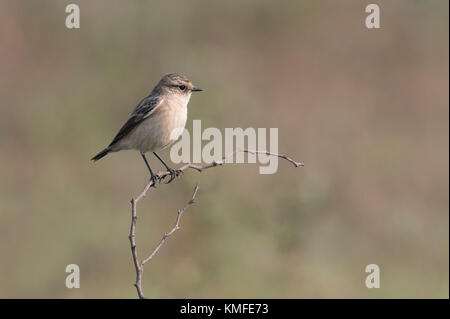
[91,147,111,161]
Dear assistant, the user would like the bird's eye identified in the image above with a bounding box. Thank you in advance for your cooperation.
[179,85,186,91]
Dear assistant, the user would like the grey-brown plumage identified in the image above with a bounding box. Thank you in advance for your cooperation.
[91,73,202,184]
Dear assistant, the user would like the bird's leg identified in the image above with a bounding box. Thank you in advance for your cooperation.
[153,152,182,184]
[141,153,158,186]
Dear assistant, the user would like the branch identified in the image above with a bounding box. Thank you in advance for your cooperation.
[142,184,199,265]
[241,149,304,168]
[135,149,304,200]
[128,184,199,299]
[128,149,302,298]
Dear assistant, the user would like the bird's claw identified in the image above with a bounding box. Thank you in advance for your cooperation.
[163,168,182,184]
[149,174,159,187]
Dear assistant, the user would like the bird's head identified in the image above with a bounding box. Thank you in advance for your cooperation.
[156,73,202,96]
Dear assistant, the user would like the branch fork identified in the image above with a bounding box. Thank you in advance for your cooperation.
[128,149,302,298]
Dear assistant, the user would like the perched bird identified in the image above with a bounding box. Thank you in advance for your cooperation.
[91,73,202,185]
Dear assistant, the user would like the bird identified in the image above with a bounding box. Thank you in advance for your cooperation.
[91,73,202,185]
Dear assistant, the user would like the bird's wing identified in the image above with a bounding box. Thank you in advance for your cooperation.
[108,94,163,147]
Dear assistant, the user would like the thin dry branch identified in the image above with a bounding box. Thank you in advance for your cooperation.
[142,184,199,265]
[135,149,304,199]
[241,149,304,168]
[129,149,302,299]
[129,184,199,299]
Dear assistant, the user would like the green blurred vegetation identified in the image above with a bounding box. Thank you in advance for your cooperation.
[0,0,448,298]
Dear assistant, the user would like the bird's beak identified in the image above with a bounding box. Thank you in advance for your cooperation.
[192,87,203,92]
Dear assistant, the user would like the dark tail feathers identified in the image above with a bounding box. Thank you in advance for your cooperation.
[91,147,111,161]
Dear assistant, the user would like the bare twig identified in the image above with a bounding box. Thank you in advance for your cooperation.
[129,149,302,298]
[129,184,199,299]
[134,149,304,199]
[128,198,144,299]
[141,184,199,265]
[241,149,304,168]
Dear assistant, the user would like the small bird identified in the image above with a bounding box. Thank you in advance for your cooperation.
[91,73,202,185]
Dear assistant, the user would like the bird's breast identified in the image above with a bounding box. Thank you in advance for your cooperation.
[164,98,188,138]
[127,98,188,153]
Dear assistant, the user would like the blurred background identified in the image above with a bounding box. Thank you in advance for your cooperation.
[0,0,448,298]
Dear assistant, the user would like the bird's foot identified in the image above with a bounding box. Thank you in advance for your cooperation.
[149,174,159,187]
[163,168,183,184]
